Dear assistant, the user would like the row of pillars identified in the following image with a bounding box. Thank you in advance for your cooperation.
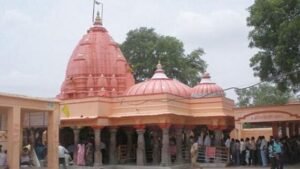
[71,125,197,166]
[272,122,300,138]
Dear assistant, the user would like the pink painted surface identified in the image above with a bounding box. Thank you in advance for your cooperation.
[58,19,134,99]
[125,63,191,97]
[191,72,224,98]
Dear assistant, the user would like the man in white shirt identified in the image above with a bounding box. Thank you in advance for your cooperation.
[260,136,267,167]
[225,137,231,149]
[58,144,69,169]
[240,138,246,165]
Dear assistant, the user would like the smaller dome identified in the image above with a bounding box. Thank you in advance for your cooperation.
[191,72,224,98]
[125,63,191,97]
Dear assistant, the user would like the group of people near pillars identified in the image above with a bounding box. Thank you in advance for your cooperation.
[64,138,101,166]
[60,126,227,167]
[225,134,300,169]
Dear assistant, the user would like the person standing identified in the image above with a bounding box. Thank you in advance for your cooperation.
[268,140,276,169]
[249,137,256,165]
[245,138,251,165]
[234,140,240,166]
[256,136,262,165]
[100,141,106,164]
[230,139,236,165]
[204,133,211,163]
[240,138,246,165]
[274,138,283,169]
[190,137,202,169]
[85,140,94,166]
[76,141,86,166]
[260,136,268,167]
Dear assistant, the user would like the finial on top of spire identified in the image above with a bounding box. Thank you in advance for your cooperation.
[94,11,102,25]
[152,61,168,79]
[157,60,162,69]
[202,72,211,79]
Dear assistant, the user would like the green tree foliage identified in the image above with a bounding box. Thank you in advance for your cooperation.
[247,0,300,92]
[120,27,207,86]
[235,83,292,107]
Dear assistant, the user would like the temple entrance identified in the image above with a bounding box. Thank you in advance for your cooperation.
[115,127,137,164]
[59,127,74,160]
[101,127,110,164]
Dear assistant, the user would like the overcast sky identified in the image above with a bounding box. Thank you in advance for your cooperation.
[0,0,259,100]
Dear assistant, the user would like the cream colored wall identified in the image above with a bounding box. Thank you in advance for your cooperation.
[230,128,273,140]
[60,97,112,118]
[234,104,300,123]
[60,94,235,128]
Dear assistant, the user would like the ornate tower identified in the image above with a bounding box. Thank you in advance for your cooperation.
[58,12,135,99]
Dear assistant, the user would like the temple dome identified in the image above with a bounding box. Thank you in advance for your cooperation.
[58,14,135,99]
[125,63,191,97]
[191,72,225,98]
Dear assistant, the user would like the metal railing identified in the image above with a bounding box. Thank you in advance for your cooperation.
[197,146,229,165]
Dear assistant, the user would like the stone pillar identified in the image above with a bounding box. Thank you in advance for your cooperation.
[296,123,300,135]
[175,127,183,163]
[152,130,160,164]
[7,107,21,169]
[272,122,279,138]
[237,122,242,139]
[93,127,102,166]
[281,123,287,137]
[29,128,36,147]
[286,122,290,137]
[214,130,223,146]
[184,128,192,162]
[126,130,133,160]
[109,127,117,164]
[136,127,146,165]
[160,125,170,166]
[47,110,59,169]
[73,127,80,146]
[289,122,295,137]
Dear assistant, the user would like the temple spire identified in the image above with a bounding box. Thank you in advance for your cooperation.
[94,11,102,25]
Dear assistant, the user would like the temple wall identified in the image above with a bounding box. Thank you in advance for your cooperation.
[60,97,113,118]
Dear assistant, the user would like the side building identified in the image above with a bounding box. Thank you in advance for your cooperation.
[232,102,300,140]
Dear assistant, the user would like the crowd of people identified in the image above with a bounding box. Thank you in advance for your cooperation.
[225,135,300,168]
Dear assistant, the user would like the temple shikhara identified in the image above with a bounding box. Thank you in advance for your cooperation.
[0,9,299,169]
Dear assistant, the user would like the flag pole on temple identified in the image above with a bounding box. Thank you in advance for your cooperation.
[92,0,95,23]
[92,0,102,23]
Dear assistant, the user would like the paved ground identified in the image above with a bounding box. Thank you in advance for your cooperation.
[26,163,300,169]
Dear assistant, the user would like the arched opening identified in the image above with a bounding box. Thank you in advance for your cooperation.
[59,127,74,159]
[101,127,110,164]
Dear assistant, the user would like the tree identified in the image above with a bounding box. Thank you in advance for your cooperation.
[120,27,207,86]
[235,83,292,107]
[247,0,300,92]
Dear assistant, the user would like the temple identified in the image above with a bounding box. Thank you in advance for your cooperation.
[57,12,235,167]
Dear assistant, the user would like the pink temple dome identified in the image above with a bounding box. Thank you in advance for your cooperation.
[191,72,225,98]
[58,14,135,100]
[125,63,191,97]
